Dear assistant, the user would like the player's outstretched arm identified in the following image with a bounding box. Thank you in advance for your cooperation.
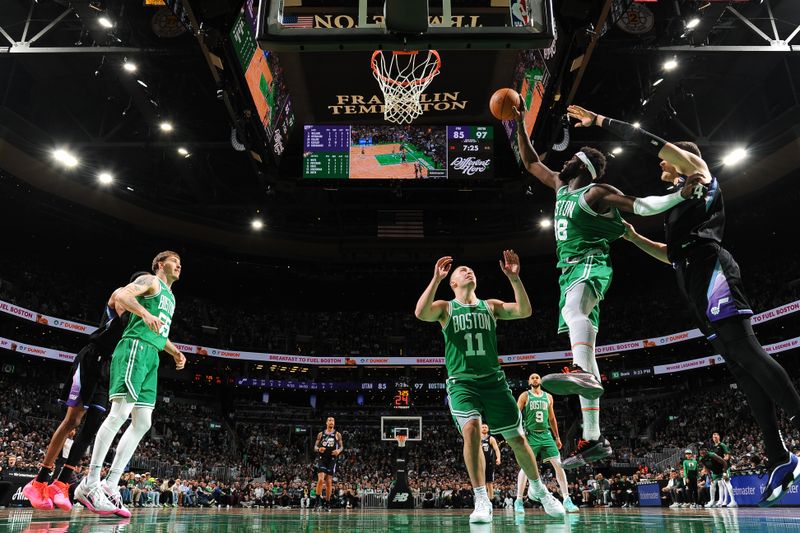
[513,100,559,190]
[116,274,163,333]
[164,339,186,370]
[489,250,532,320]
[587,178,702,216]
[568,105,711,181]
[622,220,670,264]
[517,391,528,412]
[414,256,452,324]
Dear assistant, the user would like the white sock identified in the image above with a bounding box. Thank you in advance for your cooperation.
[709,481,717,504]
[562,283,601,441]
[726,480,736,504]
[105,406,152,489]
[517,469,527,500]
[87,398,135,486]
[528,477,545,496]
[474,486,488,502]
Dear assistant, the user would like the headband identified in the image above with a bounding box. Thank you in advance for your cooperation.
[575,151,597,179]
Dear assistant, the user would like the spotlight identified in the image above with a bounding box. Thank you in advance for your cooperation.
[251,219,264,230]
[685,17,700,29]
[722,147,748,166]
[98,16,113,28]
[653,78,664,87]
[137,79,148,88]
[612,147,623,155]
[97,172,114,185]
[123,62,137,73]
[633,122,641,129]
[663,59,678,71]
[539,218,552,229]
[177,147,189,156]
[52,149,79,168]
[160,121,173,132]
[642,99,649,106]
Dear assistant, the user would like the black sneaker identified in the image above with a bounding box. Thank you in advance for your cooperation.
[541,365,604,399]
[562,437,613,470]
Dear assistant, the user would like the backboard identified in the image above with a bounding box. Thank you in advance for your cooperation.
[381,416,423,442]
[257,0,555,52]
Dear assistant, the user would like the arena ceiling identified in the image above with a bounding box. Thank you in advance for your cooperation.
[0,0,798,260]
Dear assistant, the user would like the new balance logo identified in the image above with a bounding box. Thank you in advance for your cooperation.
[392,493,409,503]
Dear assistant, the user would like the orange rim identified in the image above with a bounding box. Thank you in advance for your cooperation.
[371,50,441,88]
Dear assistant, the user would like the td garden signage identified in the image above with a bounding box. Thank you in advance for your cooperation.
[328,92,469,116]
[297,15,490,29]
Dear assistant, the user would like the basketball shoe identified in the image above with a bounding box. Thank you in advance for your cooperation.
[22,480,54,510]
[46,480,73,511]
[541,365,604,399]
[528,484,565,517]
[469,496,493,523]
[101,480,132,518]
[563,495,580,512]
[758,453,800,507]
[562,437,613,470]
[74,478,117,515]
[513,497,525,514]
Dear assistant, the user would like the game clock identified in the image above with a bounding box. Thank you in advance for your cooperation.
[393,387,411,409]
[447,126,494,178]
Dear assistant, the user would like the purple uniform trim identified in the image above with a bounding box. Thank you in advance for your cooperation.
[706,259,753,322]
[63,362,84,408]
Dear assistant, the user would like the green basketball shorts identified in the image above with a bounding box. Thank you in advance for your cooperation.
[446,371,524,439]
[557,253,614,334]
[108,337,160,408]
[526,430,560,463]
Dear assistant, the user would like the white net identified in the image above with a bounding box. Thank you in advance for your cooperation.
[371,50,441,125]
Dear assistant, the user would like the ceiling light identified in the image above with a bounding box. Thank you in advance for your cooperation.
[642,99,649,106]
[722,147,748,166]
[98,17,113,28]
[137,79,148,88]
[612,147,623,155]
[653,78,664,87]
[123,62,137,73]
[251,219,264,230]
[686,17,700,29]
[97,172,113,185]
[52,149,79,168]
[159,121,173,132]
[177,147,189,156]
[539,218,552,229]
[633,122,641,128]
[663,59,678,71]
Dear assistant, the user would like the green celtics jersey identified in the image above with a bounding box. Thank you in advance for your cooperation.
[122,277,175,351]
[524,389,550,432]
[683,459,698,475]
[713,442,730,457]
[442,299,499,379]
[698,452,724,474]
[554,184,625,268]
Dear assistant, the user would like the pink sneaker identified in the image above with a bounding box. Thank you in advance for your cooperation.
[22,480,54,510]
[101,481,132,518]
[46,480,73,511]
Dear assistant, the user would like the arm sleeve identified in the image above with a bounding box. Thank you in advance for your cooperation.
[633,190,685,216]
[601,118,668,157]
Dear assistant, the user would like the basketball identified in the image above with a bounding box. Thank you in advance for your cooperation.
[489,88,521,121]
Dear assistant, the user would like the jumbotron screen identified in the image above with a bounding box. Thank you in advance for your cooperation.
[302,125,494,179]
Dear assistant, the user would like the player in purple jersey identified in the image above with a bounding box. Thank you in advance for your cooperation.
[567,104,800,507]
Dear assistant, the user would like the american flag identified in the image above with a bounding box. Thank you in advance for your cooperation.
[281,15,314,29]
[377,210,424,239]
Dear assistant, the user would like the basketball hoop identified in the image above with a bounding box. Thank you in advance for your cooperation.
[395,434,408,448]
[371,50,441,125]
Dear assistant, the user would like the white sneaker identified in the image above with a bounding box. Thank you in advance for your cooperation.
[669,502,680,508]
[74,478,117,515]
[528,486,565,518]
[704,502,714,508]
[726,501,738,508]
[469,497,493,523]
[100,481,132,518]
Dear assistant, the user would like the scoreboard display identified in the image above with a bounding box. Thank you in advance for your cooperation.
[393,387,411,409]
[302,125,494,179]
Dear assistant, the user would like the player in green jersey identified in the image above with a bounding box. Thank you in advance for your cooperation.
[76,251,186,516]
[415,251,565,523]
[514,373,579,514]
[698,445,728,508]
[514,101,700,469]
[712,432,737,507]
[682,450,699,508]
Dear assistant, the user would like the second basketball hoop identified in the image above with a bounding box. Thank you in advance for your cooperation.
[371,50,442,125]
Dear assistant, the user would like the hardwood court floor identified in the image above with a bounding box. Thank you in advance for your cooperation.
[2,506,799,532]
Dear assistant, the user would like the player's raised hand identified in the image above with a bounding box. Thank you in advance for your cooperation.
[499,250,521,278]
[433,256,453,282]
[567,105,597,128]
[511,97,527,123]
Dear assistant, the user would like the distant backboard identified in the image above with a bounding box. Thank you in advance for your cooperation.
[381,416,423,441]
[257,0,555,52]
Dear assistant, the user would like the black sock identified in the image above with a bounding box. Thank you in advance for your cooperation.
[35,465,53,483]
[57,465,75,484]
